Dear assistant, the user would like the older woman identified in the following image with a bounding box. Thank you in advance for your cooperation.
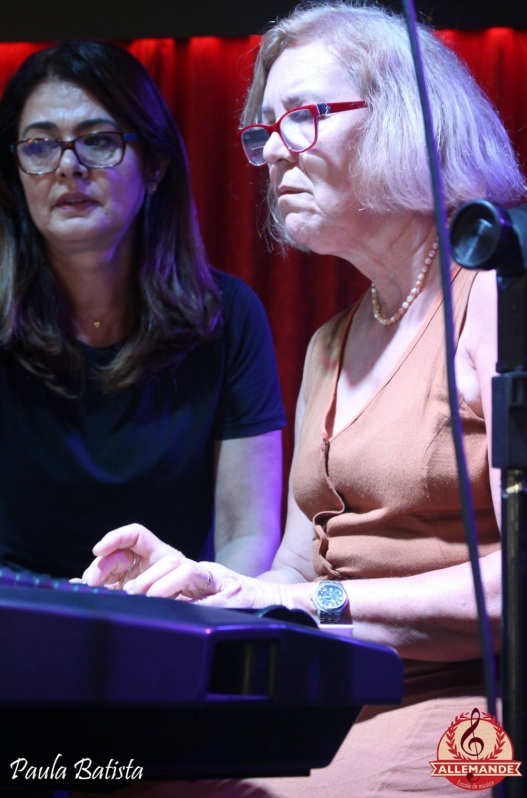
[0,40,285,580]
[81,2,525,796]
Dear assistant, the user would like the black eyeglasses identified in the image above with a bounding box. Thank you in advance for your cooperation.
[11,131,139,175]
[238,101,367,166]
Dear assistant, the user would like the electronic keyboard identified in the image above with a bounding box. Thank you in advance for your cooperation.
[0,567,403,787]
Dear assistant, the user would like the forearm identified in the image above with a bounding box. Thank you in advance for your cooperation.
[215,532,278,576]
[255,551,501,661]
[342,552,501,660]
[257,565,309,584]
[213,431,282,577]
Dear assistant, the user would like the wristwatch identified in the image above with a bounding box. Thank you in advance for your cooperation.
[312,581,349,624]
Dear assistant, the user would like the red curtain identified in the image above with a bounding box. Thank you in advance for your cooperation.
[1,31,527,498]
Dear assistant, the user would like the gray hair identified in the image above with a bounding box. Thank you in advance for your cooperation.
[243,1,526,242]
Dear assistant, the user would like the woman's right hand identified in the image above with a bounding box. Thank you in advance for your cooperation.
[81,524,299,610]
[81,523,186,590]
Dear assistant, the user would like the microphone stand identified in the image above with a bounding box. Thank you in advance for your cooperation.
[451,201,527,798]
[492,268,527,798]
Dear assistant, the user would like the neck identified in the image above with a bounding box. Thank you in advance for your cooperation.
[46,239,136,347]
[339,212,439,311]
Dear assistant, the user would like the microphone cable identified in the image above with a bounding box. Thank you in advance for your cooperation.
[400,0,499,732]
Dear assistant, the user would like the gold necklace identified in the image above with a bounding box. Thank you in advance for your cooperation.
[370,240,439,326]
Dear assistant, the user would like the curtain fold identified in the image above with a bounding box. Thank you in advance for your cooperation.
[1,31,526,503]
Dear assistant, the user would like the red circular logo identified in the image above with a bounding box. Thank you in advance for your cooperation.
[430,708,522,790]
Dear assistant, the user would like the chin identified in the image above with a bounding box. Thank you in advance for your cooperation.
[284,216,311,248]
[285,220,330,256]
[49,219,109,240]
[46,228,114,254]
[282,204,322,242]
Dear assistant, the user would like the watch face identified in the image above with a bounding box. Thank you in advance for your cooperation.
[316,582,346,609]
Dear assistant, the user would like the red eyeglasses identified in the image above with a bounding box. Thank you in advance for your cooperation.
[238,101,367,166]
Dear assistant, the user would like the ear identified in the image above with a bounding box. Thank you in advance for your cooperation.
[146,157,169,190]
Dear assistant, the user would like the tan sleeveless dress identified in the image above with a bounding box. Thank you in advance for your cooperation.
[89,269,500,798]
[295,266,499,586]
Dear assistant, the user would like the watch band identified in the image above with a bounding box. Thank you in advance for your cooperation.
[318,606,345,624]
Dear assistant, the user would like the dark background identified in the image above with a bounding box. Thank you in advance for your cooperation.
[1,0,526,42]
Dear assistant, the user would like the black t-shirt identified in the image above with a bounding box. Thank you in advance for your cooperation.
[0,272,286,577]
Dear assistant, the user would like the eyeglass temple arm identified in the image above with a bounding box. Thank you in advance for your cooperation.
[317,101,367,116]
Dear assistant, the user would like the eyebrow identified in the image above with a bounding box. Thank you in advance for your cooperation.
[20,117,118,139]
[260,94,310,121]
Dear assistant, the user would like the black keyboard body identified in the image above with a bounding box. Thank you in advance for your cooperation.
[0,567,403,788]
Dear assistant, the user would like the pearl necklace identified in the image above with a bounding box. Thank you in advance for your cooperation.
[371,240,439,326]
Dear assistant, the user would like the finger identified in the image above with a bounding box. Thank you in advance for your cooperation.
[185,565,216,601]
[122,554,194,596]
[143,561,215,599]
[92,523,173,560]
[82,550,134,587]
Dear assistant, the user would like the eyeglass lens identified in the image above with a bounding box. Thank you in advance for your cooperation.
[17,132,126,174]
[241,108,316,166]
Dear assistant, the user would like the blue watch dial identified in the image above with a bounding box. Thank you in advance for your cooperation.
[317,582,346,608]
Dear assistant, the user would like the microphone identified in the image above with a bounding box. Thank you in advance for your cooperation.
[450,200,527,274]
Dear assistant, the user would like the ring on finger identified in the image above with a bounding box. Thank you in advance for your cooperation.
[116,552,138,583]
[195,569,214,599]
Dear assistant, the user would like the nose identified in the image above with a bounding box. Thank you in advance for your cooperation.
[57,146,88,178]
[262,131,296,166]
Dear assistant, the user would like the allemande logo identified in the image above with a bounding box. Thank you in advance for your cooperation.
[430,708,522,790]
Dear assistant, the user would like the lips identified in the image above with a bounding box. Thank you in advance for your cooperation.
[277,186,305,197]
[276,186,306,200]
[55,193,97,208]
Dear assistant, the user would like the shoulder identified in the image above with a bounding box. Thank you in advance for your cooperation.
[212,270,274,362]
[466,268,496,310]
[312,305,354,347]
[209,272,285,437]
[462,270,497,363]
[464,271,498,344]
[307,303,358,369]
[210,269,275,363]
[302,302,359,402]
[213,270,265,319]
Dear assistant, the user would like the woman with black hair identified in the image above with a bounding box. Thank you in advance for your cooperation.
[0,40,285,579]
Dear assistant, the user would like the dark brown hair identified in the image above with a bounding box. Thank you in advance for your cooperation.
[0,39,222,395]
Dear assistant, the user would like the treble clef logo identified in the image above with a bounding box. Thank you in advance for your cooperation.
[460,707,485,781]
[461,707,485,757]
